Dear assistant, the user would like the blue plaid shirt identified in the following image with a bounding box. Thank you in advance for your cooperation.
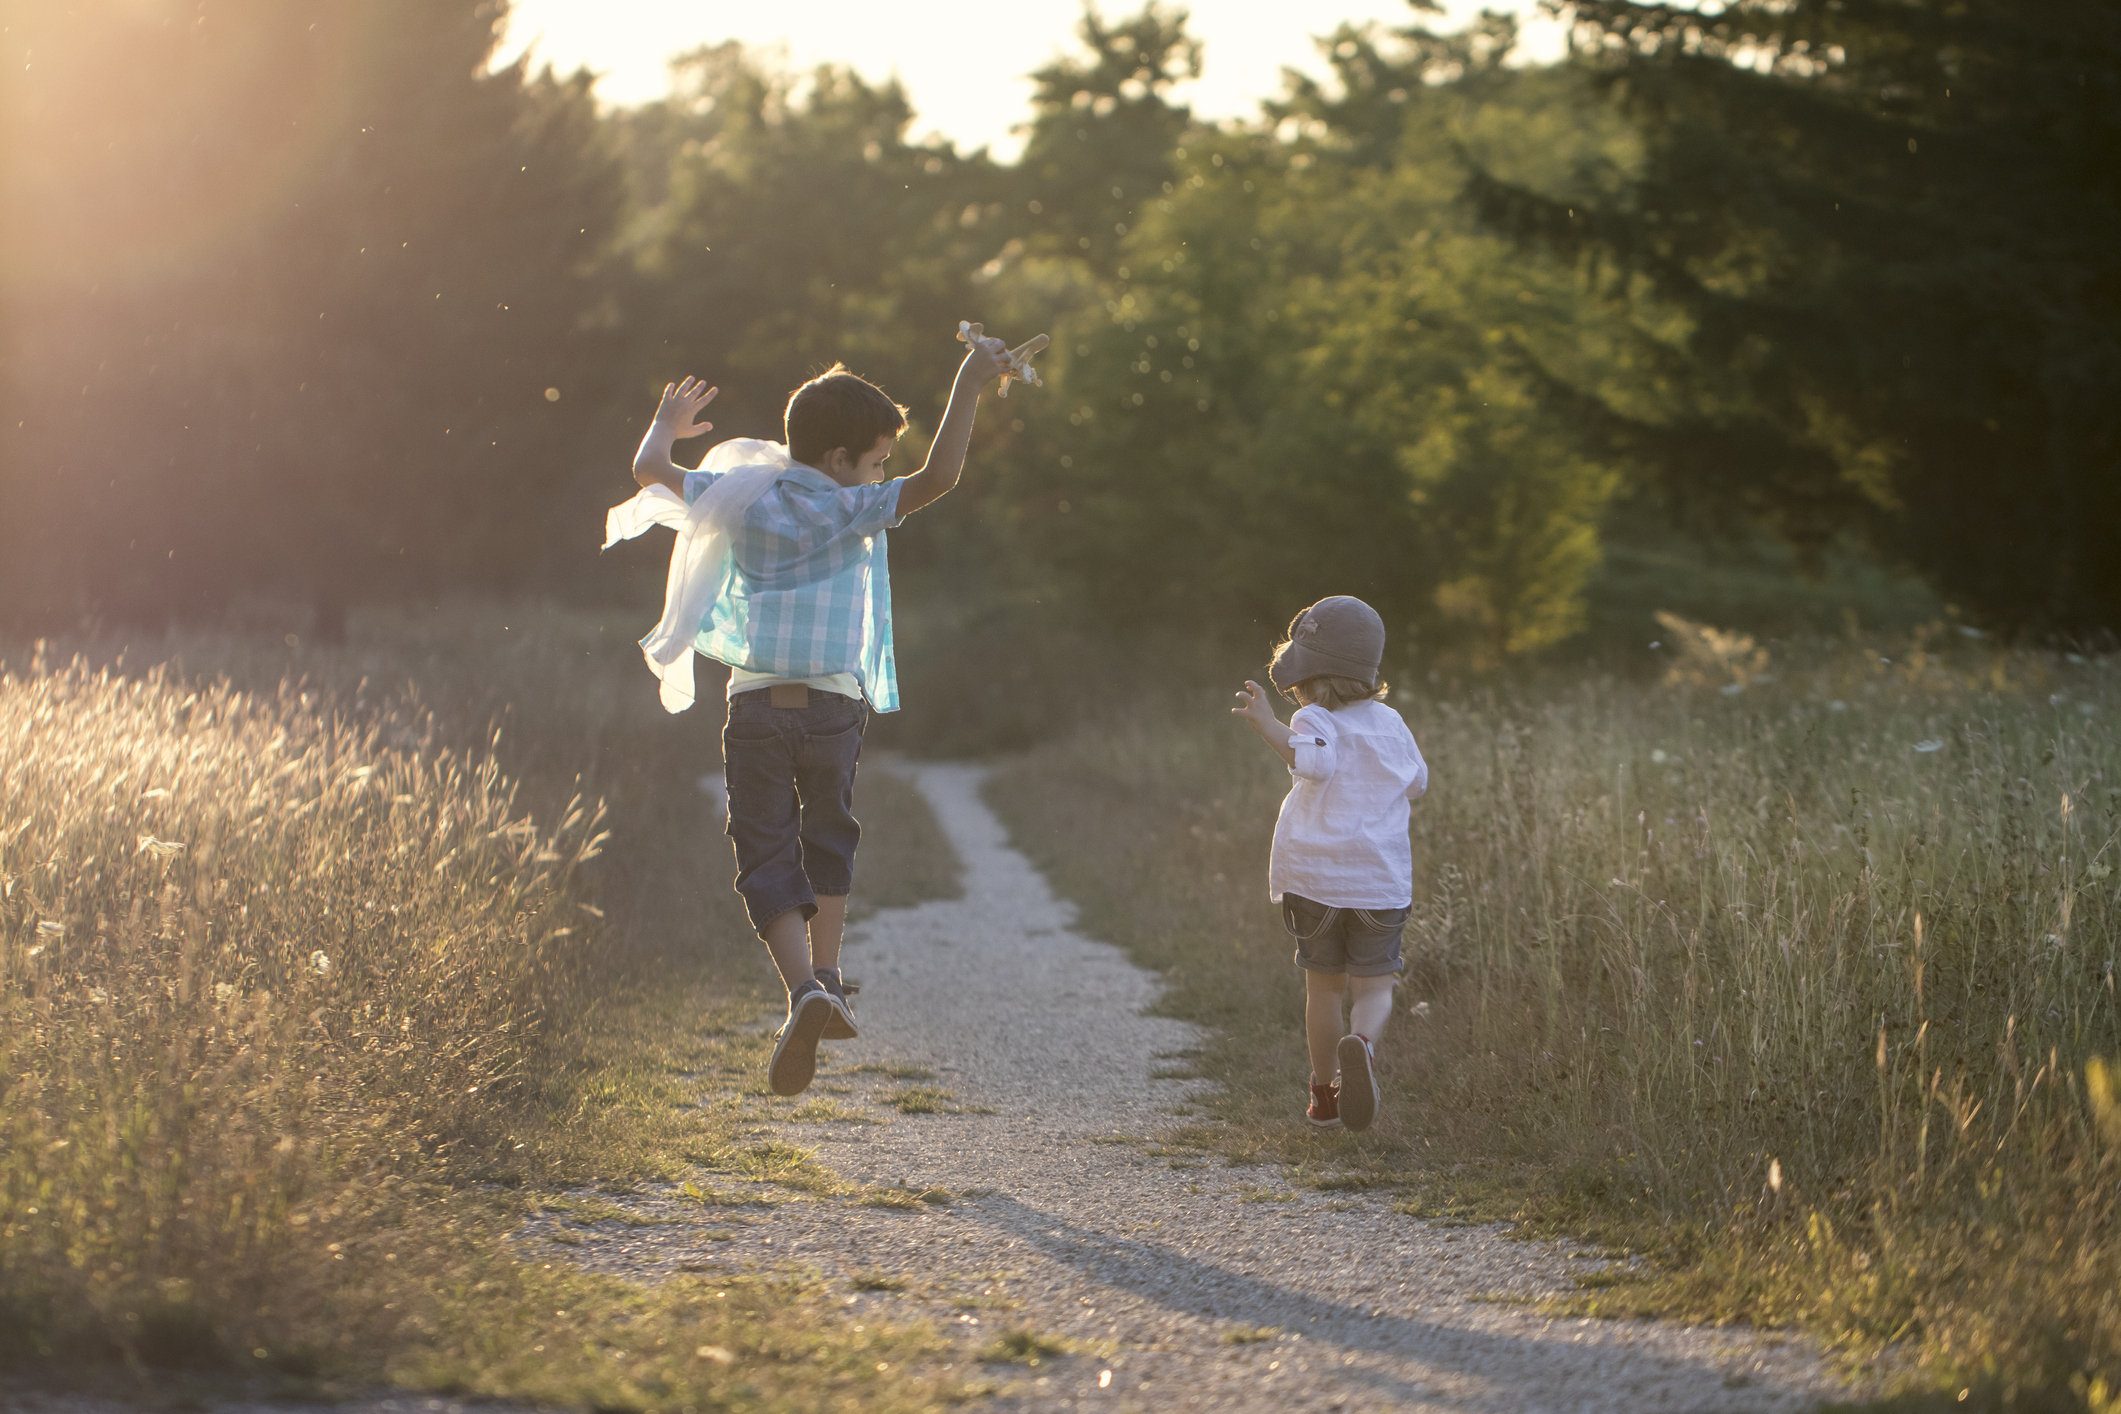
[682,464,904,711]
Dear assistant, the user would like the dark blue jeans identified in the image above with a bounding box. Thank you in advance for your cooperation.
[722,689,869,932]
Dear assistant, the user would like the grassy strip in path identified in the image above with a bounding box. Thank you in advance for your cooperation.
[985,627,2121,1413]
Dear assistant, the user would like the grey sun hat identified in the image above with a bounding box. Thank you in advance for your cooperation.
[1268,596,1386,691]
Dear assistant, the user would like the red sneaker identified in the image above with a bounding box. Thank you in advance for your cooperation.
[1306,1081,1343,1130]
[1337,1033,1379,1132]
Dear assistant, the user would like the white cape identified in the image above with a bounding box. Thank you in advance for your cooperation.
[602,438,795,713]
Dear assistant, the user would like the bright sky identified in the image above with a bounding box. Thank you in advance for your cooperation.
[495,1,1568,161]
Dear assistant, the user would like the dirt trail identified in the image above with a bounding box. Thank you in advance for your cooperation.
[529,762,1854,1412]
[9,764,1856,1414]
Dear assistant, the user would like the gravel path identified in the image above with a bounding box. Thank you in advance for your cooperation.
[524,762,1856,1413]
[6,764,1858,1414]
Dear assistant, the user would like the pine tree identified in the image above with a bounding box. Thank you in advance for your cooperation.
[1470,0,2121,632]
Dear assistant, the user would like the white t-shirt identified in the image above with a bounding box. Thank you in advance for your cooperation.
[1268,699,1428,909]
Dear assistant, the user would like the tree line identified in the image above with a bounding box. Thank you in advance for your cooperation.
[3,0,2112,651]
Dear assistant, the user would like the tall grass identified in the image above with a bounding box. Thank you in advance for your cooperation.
[0,642,611,1361]
[0,603,970,1403]
[990,624,2121,1398]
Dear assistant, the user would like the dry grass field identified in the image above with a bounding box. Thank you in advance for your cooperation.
[0,603,962,1410]
[989,618,2121,1412]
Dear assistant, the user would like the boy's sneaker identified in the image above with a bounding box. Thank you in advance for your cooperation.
[769,984,834,1096]
[814,968,860,1041]
[1305,1082,1343,1130]
[1337,1033,1380,1133]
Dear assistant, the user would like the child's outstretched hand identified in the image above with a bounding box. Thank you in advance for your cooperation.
[653,376,718,440]
[1232,680,1282,731]
[1234,680,1298,767]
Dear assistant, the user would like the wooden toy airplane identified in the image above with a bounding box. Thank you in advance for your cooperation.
[959,320,1050,397]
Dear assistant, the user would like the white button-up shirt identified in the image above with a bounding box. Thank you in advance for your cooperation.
[1269,699,1429,908]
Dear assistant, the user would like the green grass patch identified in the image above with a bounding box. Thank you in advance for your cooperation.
[786,1097,881,1124]
[886,1085,955,1114]
[731,1142,845,1195]
[852,1271,910,1292]
[679,1180,776,1208]
[851,1062,940,1081]
[858,1186,953,1210]
[976,1328,1069,1367]
[1301,1171,1411,1193]
[1222,1324,1280,1345]
[539,1198,678,1229]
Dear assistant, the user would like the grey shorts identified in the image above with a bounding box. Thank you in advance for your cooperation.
[1282,893,1409,978]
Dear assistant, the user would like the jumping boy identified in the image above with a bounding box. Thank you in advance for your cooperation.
[609,325,1040,1097]
[1231,596,1428,1132]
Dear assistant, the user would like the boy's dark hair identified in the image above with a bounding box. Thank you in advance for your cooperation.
[784,364,908,467]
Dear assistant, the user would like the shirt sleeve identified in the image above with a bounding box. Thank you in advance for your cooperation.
[845,478,907,536]
[1288,705,1336,781]
[682,468,719,506]
[1405,743,1429,800]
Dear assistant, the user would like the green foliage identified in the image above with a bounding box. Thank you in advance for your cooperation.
[1012,2,1201,267]
[612,43,1002,431]
[1474,1,2121,634]
[7,1,2111,667]
[978,13,1656,661]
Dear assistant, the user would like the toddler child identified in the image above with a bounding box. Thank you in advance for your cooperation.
[1231,596,1428,1132]
[607,326,1031,1097]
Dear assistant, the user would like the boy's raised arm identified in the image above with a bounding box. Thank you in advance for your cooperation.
[894,332,1009,516]
[632,377,718,494]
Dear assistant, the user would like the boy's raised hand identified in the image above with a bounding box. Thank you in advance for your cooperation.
[633,376,718,493]
[653,376,718,440]
[955,321,1049,394]
[955,323,1007,385]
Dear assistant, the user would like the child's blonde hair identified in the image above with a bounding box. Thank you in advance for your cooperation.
[1281,671,1388,711]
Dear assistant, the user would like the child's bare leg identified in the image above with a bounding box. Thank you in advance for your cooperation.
[759,907,815,1000]
[1304,969,1347,1083]
[1348,974,1394,1042]
[807,893,848,972]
